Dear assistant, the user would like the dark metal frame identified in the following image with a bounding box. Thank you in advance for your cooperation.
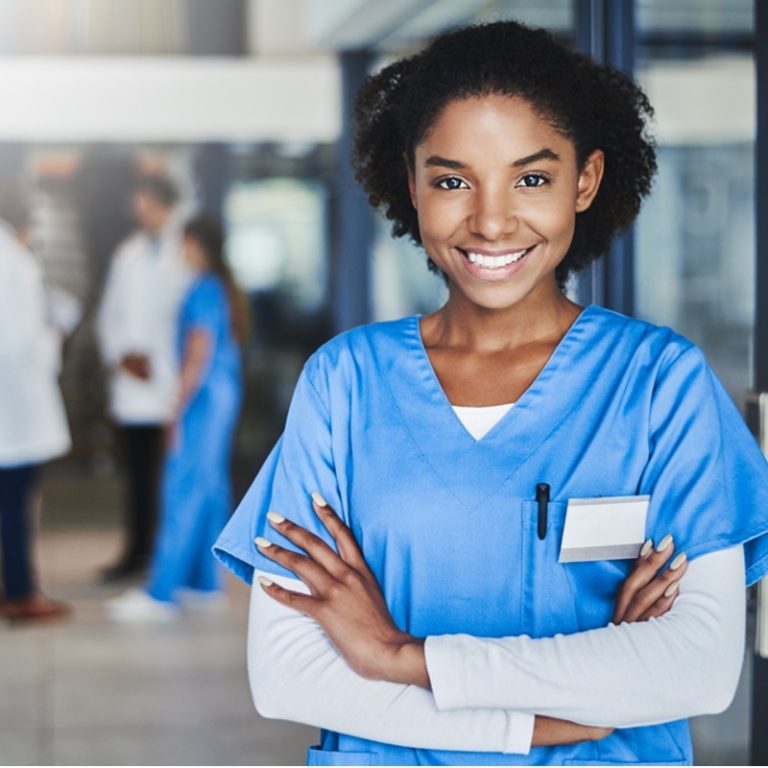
[751,0,768,763]
[574,0,635,314]
[333,50,375,332]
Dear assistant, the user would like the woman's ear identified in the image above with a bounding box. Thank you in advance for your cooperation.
[575,149,605,213]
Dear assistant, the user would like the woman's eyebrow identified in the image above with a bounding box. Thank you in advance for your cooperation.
[424,155,466,169]
[423,148,560,170]
[512,148,560,166]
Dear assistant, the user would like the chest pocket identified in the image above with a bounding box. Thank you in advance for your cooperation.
[520,500,580,637]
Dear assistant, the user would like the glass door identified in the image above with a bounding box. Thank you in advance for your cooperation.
[632,1,763,764]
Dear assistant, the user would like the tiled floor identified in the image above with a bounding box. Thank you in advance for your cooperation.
[1,524,316,765]
[0,469,755,765]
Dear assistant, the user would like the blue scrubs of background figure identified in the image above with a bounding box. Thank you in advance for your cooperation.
[148,275,241,602]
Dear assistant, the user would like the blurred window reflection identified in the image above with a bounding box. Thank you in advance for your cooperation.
[635,44,754,404]
[637,0,752,35]
[225,178,328,314]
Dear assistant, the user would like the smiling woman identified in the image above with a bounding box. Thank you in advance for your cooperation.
[213,19,768,767]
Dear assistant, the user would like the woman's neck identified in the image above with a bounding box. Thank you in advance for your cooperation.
[425,287,582,355]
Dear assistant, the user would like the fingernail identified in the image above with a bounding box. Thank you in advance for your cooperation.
[311,491,328,508]
[254,536,272,548]
[640,538,653,557]
[664,582,679,598]
[656,534,673,552]
[257,575,273,587]
[266,511,285,524]
[670,552,687,570]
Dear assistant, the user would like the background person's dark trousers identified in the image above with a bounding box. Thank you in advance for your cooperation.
[0,464,39,599]
[101,423,164,581]
[0,465,70,622]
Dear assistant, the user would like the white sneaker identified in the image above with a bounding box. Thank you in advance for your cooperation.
[178,589,230,614]
[106,588,180,624]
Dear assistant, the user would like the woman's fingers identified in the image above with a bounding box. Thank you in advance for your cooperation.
[613,535,687,624]
[613,537,671,623]
[254,536,337,593]
[264,508,350,581]
[256,574,317,615]
[637,588,678,621]
[311,493,372,574]
[260,493,373,591]
[621,556,688,623]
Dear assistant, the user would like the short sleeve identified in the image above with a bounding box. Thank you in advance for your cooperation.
[212,356,341,584]
[182,278,225,336]
[641,346,768,585]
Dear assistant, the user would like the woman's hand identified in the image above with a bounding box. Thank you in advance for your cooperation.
[613,535,688,624]
[533,718,612,746]
[255,493,429,687]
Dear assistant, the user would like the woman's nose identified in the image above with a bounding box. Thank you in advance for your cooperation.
[468,189,518,241]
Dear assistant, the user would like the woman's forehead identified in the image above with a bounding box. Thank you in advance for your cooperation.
[416,94,576,162]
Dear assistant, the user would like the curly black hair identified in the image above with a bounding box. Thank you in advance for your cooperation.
[353,21,656,284]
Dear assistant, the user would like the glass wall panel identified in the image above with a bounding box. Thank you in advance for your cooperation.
[637,0,752,35]
[635,16,755,763]
[635,50,755,406]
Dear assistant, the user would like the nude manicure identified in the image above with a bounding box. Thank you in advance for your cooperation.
[257,575,273,587]
[656,534,673,552]
[266,511,285,524]
[669,552,687,570]
[664,582,680,598]
[311,491,328,508]
[254,536,272,548]
[640,538,653,557]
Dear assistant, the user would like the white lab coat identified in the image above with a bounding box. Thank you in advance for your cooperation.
[0,222,71,467]
[96,218,190,425]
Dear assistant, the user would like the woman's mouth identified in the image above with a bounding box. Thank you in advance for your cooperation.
[457,246,536,280]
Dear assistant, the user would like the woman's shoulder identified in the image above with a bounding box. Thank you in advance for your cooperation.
[584,304,699,371]
[302,316,419,383]
[185,273,226,302]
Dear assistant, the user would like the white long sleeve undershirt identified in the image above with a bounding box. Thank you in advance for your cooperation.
[248,546,744,754]
[424,545,745,728]
[247,571,535,754]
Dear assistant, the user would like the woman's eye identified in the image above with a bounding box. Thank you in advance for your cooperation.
[518,173,548,188]
[435,176,468,190]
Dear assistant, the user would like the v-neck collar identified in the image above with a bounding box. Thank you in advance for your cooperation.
[410,304,596,444]
[377,305,599,512]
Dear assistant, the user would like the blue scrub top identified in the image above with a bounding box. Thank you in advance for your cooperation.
[214,305,768,766]
[177,274,241,395]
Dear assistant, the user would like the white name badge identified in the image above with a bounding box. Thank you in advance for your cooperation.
[558,495,649,563]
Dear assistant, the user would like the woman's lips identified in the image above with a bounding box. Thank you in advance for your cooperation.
[457,245,536,280]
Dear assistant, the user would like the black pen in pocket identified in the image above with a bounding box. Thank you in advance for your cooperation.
[536,483,550,540]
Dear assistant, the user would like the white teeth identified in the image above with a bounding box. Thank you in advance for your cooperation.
[465,249,528,268]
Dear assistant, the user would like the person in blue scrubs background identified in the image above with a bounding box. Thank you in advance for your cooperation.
[110,215,244,622]
[214,20,768,766]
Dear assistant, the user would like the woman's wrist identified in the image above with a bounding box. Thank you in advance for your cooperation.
[386,635,430,689]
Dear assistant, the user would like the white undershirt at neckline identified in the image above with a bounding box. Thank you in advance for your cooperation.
[452,402,515,440]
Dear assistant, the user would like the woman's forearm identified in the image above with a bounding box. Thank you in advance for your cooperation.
[176,327,212,412]
[424,546,745,727]
[248,571,540,754]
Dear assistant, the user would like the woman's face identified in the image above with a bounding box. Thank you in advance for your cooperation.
[408,94,604,312]
[181,235,208,274]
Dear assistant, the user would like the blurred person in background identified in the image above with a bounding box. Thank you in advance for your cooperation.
[0,180,72,623]
[96,173,190,582]
[108,214,244,622]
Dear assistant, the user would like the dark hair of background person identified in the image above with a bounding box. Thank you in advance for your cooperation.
[0,178,30,235]
[184,214,249,346]
[353,20,657,286]
[134,172,180,208]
